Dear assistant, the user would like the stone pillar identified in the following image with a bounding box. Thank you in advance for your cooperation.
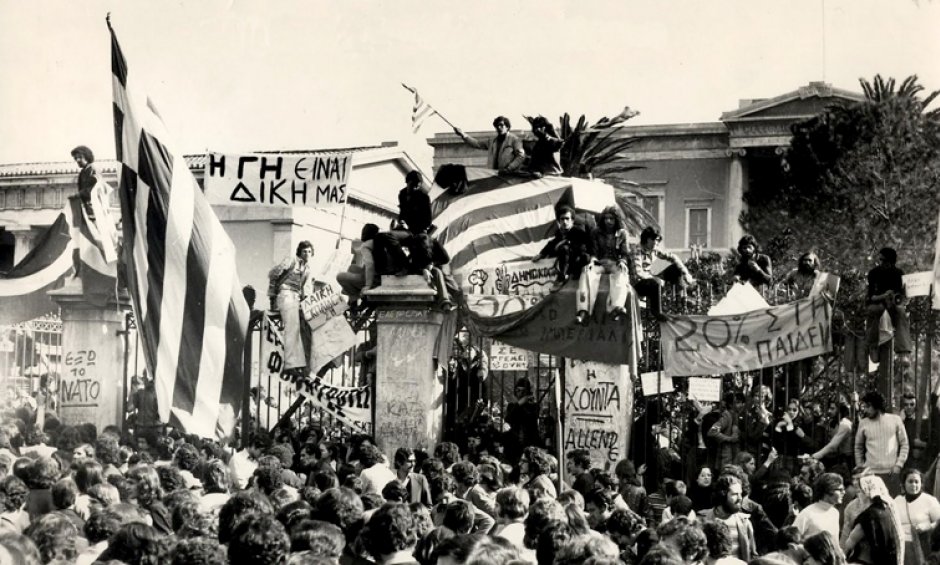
[365,276,445,452]
[727,149,748,248]
[50,279,130,432]
[9,226,35,265]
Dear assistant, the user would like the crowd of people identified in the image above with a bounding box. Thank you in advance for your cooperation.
[1,381,939,565]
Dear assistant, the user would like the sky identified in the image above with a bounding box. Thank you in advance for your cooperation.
[1,0,939,172]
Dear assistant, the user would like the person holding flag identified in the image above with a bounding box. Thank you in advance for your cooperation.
[453,116,526,175]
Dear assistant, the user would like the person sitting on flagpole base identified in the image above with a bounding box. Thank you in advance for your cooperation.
[453,116,526,175]
[532,205,593,293]
[336,223,380,308]
[574,206,634,325]
[631,226,694,320]
[268,241,315,376]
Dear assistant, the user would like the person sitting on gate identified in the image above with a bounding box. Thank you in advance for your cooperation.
[453,116,526,175]
[336,223,381,307]
[267,240,315,376]
[630,226,694,320]
[732,235,773,289]
[532,205,594,293]
[407,233,458,312]
[574,206,634,325]
[783,251,821,300]
[398,170,434,235]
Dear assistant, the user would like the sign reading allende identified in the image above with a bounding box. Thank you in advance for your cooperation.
[661,295,832,377]
[563,360,629,467]
[204,152,353,208]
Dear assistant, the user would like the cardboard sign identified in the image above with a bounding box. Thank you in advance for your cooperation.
[490,341,528,371]
[662,295,832,377]
[463,260,558,296]
[562,360,631,465]
[260,314,370,432]
[640,371,674,396]
[204,152,353,208]
[687,377,722,402]
[903,271,934,298]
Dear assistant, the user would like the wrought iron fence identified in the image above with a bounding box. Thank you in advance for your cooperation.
[0,315,63,412]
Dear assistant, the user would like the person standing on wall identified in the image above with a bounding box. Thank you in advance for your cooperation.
[268,241,315,377]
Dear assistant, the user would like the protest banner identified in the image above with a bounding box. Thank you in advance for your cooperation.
[260,314,371,432]
[903,271,934,298]
[303,281,348,332]
[640,371,674,396]
[204,151,353,209]
[687,377,722,402]
[662,295,832,377]
[563,360,631,466]
[464,260,558,296]
[490,341,528,371]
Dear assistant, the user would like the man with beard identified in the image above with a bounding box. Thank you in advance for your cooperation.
[783,252,821,299]
[699,474,757,562]
[532,205,594,292]
[454,116,526,174]
[732,235,773,289]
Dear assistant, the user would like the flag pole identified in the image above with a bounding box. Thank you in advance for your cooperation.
[401,83,457,130]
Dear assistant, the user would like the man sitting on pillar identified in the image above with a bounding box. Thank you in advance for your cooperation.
[532,205,593,293]
[631,227,693,320]
[574,206,634,325]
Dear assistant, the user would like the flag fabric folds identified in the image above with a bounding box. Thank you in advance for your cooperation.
[402,84,437,133]
[68,186,119,307]
[110,22,249,440]
[429,167,616,273]
[0,214,72,325]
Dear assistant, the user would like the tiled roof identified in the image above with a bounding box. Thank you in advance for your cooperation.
[0,145,389,178]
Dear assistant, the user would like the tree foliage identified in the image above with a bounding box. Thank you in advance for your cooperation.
[742,74,940,327]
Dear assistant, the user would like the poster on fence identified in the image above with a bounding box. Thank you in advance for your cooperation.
[562,360,632,467]
[661,295,832,377]
[463,259,558,296]
[687,377,722,402]
[260,315,371,432]
[204,151,353,209]
[490,341,528,371]
[640,371,674,396]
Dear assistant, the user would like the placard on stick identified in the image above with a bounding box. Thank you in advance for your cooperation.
[640,371,674,396]
[687,377,722,402]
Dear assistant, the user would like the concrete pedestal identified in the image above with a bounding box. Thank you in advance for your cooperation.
[50,278,130,432]
[366,276,445,452]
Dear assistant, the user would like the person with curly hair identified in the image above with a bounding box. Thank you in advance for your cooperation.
[362,502,418,564]
[573,206,637,325]
[24,512,81,564]
[127,465,173,535]
[0,475,30,533]
[732,234,773,289]
[168,536,227,565]
[96,522,164,564]
[521,447,557,500]
[228,512,290,565]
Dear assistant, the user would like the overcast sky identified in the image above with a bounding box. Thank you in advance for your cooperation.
[1,0,938,170]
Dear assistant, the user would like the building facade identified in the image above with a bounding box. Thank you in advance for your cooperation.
[428,81,864,255]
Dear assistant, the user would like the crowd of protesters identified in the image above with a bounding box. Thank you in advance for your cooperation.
[2,381,940,565]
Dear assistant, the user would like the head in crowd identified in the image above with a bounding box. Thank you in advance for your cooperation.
[901,468,925,498]
[492,115,511,133]
[597,206,624,234]
[169,536,228,565]
[701,519,735,560]
[314,487,363,542]
[218,489,274,544]
[555,205,575,232]
[803,531,847,565]
[798,252,820,275]
[71,145,95,166]
[430,474,457,505]
[555,488,583,510]
[228,512,291,565]
[361,223,380,243]
[433,533,481,565]
[0,532,42,564]
[405,170,423,190]
[615,459,641,487]
[565,449,591,477]
[737,234,760,257]
[878,247,898,266]
[495,486,529,521]
[414,526,454,565]
[393,447,415,472]
[662,516,708,563]
[535,520,573,565]
[521,446,552,478]
[860,390,886,418]
[713,474,743,513]
[434,442,460,468]
[26,457,59,490]
[734,452,757,475]
[813,473,845,504]
[555,533,620,565]
[523,497,566,549]
[584,488,614,528]
[50,477,78,510]
[451,461,479,489]
[83,509,123,544]
[640,226,663,250]
[695,466,713,488]
[421,458,445,481]
[464,536,520,565]
[513,377,532,399]
[24,512,80,563]
[443,499,476,534]
[364,502,417,560]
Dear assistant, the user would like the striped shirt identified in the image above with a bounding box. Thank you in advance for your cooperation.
[854,413,909,472]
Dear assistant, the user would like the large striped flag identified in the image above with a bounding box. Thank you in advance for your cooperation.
[0,191,118,323]
[430,167,616,273]
[109,21,249,439]
[402,84,437,133]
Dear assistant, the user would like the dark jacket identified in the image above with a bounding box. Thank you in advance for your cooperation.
[734,254,773,287]
[398,187,432,234]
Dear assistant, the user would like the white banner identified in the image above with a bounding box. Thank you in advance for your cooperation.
[463,259,558,296]
[490,341,528,371]
[563,360,630,466]
[662,295,832,377]
[260,314,371,432]
[204,152,353,208]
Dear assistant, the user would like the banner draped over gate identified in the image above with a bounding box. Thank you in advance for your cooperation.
[660,294,833,377]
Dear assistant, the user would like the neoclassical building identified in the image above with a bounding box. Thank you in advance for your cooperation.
[428,81,864,255]
[0,143,422,295]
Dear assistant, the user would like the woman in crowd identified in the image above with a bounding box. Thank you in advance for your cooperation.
[894,468,940,564]
[803,530,846,565]
[843,474,904,565]
[688,465,714,512]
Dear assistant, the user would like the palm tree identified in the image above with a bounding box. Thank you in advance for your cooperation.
[535,107,660,234]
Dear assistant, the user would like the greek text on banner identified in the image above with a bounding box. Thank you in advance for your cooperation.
[204,152,353,208]
[660,295,832,377]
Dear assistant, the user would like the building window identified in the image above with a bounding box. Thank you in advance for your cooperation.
[641,195,665,229]
[686,207,711,248]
